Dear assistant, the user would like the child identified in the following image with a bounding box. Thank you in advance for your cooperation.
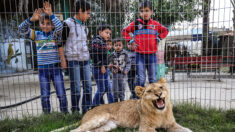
[107,39,112,55]
[109,38,131,102]
[58,0,92,113]
[127,43,137,99]
[91,24,114,107]
[18,2,68,114]
[105,39,113,104]
[122,1,169,87]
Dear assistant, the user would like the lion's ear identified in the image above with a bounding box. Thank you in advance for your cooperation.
[135,86,145,98]
[158,78,166,84]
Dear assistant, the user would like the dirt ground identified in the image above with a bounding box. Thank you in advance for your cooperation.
[0,72,235,119]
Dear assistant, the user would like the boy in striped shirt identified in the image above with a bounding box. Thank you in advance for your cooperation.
[18,2,68,114]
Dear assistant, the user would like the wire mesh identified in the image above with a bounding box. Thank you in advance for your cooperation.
[0,0,234,120]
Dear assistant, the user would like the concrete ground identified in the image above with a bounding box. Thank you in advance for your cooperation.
[0,71,235,119]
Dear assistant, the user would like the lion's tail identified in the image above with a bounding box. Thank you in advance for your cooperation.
[50,121,80,132]
[70,114,114,132]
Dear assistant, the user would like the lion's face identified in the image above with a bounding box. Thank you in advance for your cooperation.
[135,78,169,111]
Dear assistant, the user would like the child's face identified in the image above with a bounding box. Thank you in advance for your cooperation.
[139,7,153,20]
[99,29,111,41]
[114,41,123,52]
[40,19,53,33]
[79,9,91,22]
[107,41,112,51]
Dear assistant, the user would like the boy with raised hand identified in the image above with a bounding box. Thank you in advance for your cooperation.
[58,0,92,114]
[19,2,68,114]
[90,24,114,107]
[122,1,169,87]
[109,38,131,102]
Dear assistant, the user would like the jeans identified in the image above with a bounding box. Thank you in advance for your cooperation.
[92,67,114,107]
[99,70,113,104]
[39,66,68,113]
[68,61,92,113]
[128,67,137,99]
[112,73,126,102]
[136,53,157,87]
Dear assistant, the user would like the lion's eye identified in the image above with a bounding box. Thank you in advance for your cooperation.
[160,86,163,89]
[147,90,152,93]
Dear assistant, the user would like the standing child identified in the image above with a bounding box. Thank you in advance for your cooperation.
[107,39,112,55]
[18,2,68,114]
[127,43,137,99]
[91,24,114,107]
[102,39,113,104]
[122,1,168,87]
[58,0,92,113]
[109,38,131,102]
[106,40,113,82]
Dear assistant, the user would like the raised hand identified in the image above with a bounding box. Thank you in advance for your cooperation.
[30,8,43,22]
[43,1,52,16]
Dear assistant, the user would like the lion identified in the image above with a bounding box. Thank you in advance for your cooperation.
[70,78,192,132]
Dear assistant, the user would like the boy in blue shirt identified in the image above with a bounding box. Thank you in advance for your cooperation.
[19,2,68,114]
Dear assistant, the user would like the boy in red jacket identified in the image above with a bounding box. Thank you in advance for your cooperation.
[122,1,168,87]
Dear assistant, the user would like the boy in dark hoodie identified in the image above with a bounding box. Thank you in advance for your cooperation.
[90,24,114,107]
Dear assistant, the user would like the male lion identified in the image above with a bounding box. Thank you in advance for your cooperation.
[71,78,192,132]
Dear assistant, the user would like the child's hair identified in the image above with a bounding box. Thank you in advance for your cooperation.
[75,0,91,12]
[139,1,153,10]
[97,24,111,32]
[107,39,112,43]
[39,13,51,22]
[113,38,123,45]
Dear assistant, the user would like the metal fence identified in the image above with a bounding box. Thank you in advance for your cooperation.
[0,0,235,119]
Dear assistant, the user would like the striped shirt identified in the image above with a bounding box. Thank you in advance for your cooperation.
[19,14,63,68]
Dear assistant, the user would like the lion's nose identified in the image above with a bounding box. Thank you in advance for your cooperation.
[155,92,162,97]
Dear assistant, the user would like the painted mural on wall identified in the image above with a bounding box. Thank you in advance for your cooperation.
[5,43,22,64]
[0,39,27,75]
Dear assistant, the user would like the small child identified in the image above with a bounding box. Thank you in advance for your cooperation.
[127,43,137,99]
[106,39,113,103]
[91,24,114,107]
[109,38,131,102]
[107,39,112,55]
[122,1,169,87]
[18,2,68,114]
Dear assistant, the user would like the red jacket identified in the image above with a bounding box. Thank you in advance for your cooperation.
[122,19,169,54]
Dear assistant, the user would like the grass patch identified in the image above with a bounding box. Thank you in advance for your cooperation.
[0,104,235,132]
